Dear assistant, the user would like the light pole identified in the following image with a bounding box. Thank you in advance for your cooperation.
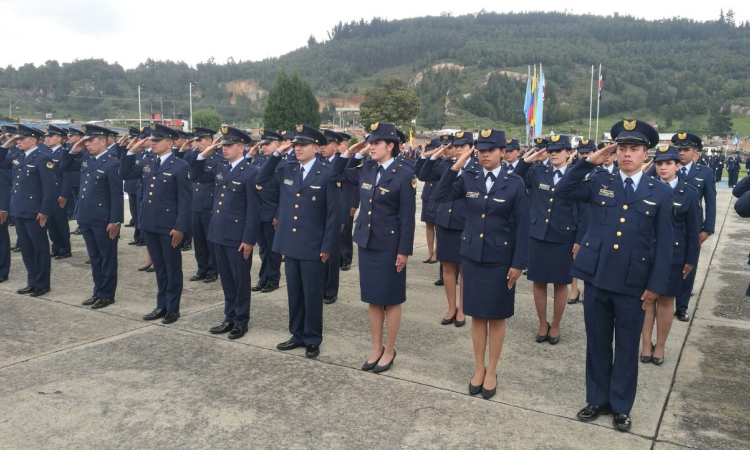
[137,84,145,127]
[189,81,197,130]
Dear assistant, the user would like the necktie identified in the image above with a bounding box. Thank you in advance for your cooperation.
[507,164,514,172]
[680,167,687,180]
[376,166,385,185]
[554,169,562,178]
[624,177,635,201]
[155,157,161,171]
[486,172,496,181]
[300,166,305,183]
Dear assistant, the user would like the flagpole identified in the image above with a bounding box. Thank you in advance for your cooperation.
[588,65,594,139]
[595,64,602,141]
[525,65,531,147]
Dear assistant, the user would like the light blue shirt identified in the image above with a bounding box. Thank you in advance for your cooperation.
[619,170,643,191]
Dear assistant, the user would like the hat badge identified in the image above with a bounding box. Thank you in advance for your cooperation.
[678,132,687,140]
[551,135,560,143]
[221,125,229,135]
[258,129,264,135]
[370,122,379,132]
[481,129,492,138]
[45,124,50,130]
[81,125,88,132]
[191,128,197,134]
[506,139,512,144]
[658,145,669,152]
[295,124,304,133]
[581,139,589,145]
[535,138,542,144]
[456,131,464,138]
[623,120,637,131]
[149,123,157,131]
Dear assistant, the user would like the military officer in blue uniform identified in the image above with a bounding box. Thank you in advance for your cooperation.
[416,138,440,265]
[503,138,521,173]
[732,174,750,296]
[1,124,56,296]
[557,119,674,432]
[120,124,191,324]
[726,151,741,188]
[122,128,141,231]
[63,125,124,309]
[318,129,347,304]
[0,129,12,283]
[395,129,416,169]
[43,125,73,259]
[433,128,529,399]
[514,135,583,345]
[251,129,285,293]
[336,131,358,271]
[641,144,700,366]
[257,124,342,358]
[420,134,454,286]
[181,127,221,283]
[670,132,715,322]
[127,126,153,248]
[568,138,598,305]
[192,126,262,340]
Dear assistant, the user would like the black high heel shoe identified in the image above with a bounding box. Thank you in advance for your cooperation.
[481,375,497,399]
[567,293,580,304]
[372,350,396,373]
[137,265,151,272]
[469,368,485,396]
[536,322,550,343]
[454,314,466,327]
[651,346,665,365]
[640,342,654,364]
[362,347,385,371]
[441,313,456,325]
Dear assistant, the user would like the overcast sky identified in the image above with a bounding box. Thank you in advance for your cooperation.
[0,1,746,69]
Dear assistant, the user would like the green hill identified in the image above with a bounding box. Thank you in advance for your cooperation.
[2,11,750,137]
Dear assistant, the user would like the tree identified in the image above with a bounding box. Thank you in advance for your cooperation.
[707,104,733,135]
[263,69,321,130]
[307,35,317,48]
[359,77,420,130]
[192,108,223,131]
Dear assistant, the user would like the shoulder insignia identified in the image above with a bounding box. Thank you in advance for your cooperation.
[46,162,54,169]
[411,177,417,189]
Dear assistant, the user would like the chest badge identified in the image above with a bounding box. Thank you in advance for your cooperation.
[216,172,223,181]
[283,178,293,186]
[599,189,614,198]
[82,161,88,169]
[539,183,551,191]
[361,182,373,190]
[466,192,480,199]
[143,165,151,173]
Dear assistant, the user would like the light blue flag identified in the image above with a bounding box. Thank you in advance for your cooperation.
[534,65,545,138]
[523,66,532,140]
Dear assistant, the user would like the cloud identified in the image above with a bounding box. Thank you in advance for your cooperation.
[1,0,126,36]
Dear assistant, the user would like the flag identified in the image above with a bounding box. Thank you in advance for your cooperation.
[523,66,532,139]
[734,136,740,146]
[534,64,545,138]
[598,74,603,101]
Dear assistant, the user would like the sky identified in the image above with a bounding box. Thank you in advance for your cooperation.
[0,0,747,69]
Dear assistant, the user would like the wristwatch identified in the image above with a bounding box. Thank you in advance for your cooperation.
[115,222,121,227]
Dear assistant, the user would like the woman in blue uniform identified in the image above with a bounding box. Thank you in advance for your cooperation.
[331,122,416,374]
[433,129,529,399]
[514,135,581,345]
[419,132,477,327]
[415,138,440,264]
[641,145,700,365]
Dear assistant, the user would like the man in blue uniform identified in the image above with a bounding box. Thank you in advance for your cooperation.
[669,132,716,322]
[557,119,674,432]
[0,130,12,283]
[318,129,347,304]
[503,139,521,173]
[180,127,221,283]
[1,124,56,296]
[257,124,342,358]
[43,125,73,259]
[336,131,358,271]
[252,129,285,293]
[120,124,191,324]
[568,139,598,304]
[726,151,741,188]
[64,125,124,309]
[193,126,262,339]
[122,128,140,230]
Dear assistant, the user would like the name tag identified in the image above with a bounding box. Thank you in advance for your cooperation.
[493,198,506,203]
[284,179,294,186]
[539,183,550,191]
[361,183,373,190]
[599,189,614,198]
[311,185,321,189]
[643,199,656,206]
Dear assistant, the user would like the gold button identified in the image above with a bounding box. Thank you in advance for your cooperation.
[369,199,372,203]
[148,200,151,203]
[292,228,297,232]
[235,219,239,223]
[642,258,646,262]
[367,224,371,227]
[675,242,679,246]
[504,241,508,245]
[223,186,226,189]
[149,192,152,196]
[613,244,619,249]
[545,219,549,223]
[166,209,169,212]
[152,176,156,180]
[551,188,555,192]
[195,189,199,192]
[293,216,298,220]
[620,218,625,223]
[216,209,220,213]
[479,233,484,238]
[645,211,650,215]
[221,194,225,197]
[218,202,222,206]
[623,205,628,210]
[484,195,488,199]
[87,174,90,177]
[586,242,589,246]
[151,184,155,187]
[549,198,553,202]
[295,205,299,209]
[83,188,86,192]
[547,209,551,213]
[99,204,102,206]
[368,211,372,215]
[391,231,395,234]
[617,231,622,237]
[601,201,605,205]
[481,214,485,218]
[296,193,300,198]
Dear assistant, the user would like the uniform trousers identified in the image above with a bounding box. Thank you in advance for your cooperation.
[0,219,9,278]
[340,215,354,266]
[80,222,118,300]
[214,243,251,327]
[285,257,325,346]
[48,202,71,255]
[143,231,182,313]
[192,212,217,277]
[676,260,698,312]
[257,221,281,286]
[323,231,341,299]
[15,217,51,289]
[583,282,645,414]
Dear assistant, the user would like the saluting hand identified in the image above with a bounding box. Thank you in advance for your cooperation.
[106,223,120,240]
[566,150,578,165]
[179,139,194,152]
[345,140,367,157]
[239,242,253,260]
[248,142,261,156]
[523,148,547,163]
[2,136,18,148]
[199,137,222,158]
[37,213,48,228]
[395,254,408,272]
[169,230,184,248]
[588,143,617,166]
[128,138,148,153]
[69,139,86,154]
[507,267,521,288]
[451,147,473,171]
[278,141,294,154]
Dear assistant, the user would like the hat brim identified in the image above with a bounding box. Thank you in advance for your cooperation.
[365,134,399,143]
[546,145,571,152]
[475,142,504,151]
[653,154,680,162]
[292,136,317,145]
[452,139,473,146]
[221,139,244,146]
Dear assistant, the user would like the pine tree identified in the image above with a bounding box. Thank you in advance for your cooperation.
[263,69,321,130]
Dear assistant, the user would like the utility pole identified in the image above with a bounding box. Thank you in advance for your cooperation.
[189,81,197,130]
[137,84,145,127]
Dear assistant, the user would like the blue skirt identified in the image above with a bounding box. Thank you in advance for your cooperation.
[358,246,406,305]
[664,265,685,297]
[462,257,514,320]
[436,225,462,263]
[421,200,437,223]
[527,237,574,285]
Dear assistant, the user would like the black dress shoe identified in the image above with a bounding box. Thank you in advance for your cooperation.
[675,310,690,322]
[146,266,155,273]
[209,322,234,334]
[73,228,82,235]
[261,284,279,293]
[434,278,444,286]
[549,331,561,345]
[0,276,8,283]
[203,275,218,283]
[136,241,146,247]
[324,296,337,305]
[81,296,99,306]
[640,342,653,363]
[576,404,612,422]
[29,287,51,297]
[305,344,320,358]
[469,369,485,396]
[17,286,35,295]
[362,347,385,371]
[567,293,580,304]
[481,375,497,400]
[181,245,192,252]
[340,263,351,271]
[143,308,167,321]
[162,312,180,324]
[612,413,632,431]
[12,246,21,252]
[455,316,466,327]
[536,322,551,343]
[372,350,396,373]
[190,274,206,281]
[441,313,456,325]
[651,351,665,365]
[91,298,115,309]
[276,339,304,351]
[85,259,91,265]
[128,240,139,245]
[228,325,248,339]
[124,222,135,228]
[55,253,72,260]
[50,252,59,257]
[251,283,265,292]
[137,265,151,272]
